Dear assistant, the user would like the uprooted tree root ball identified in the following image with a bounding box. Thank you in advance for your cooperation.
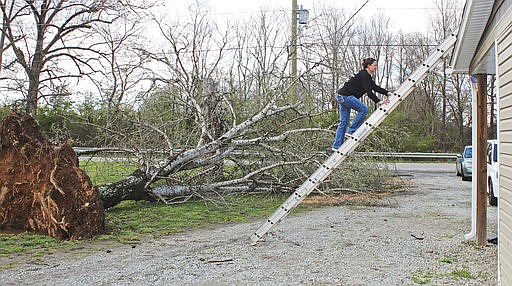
[0,112,104,240]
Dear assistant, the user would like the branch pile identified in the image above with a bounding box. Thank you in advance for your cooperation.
[0,113,104,239]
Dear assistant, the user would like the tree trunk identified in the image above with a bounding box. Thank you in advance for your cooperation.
[26,75,39,116]
[199,78,227,179]
[97,174,267,209]
[97,170,155,209]
[489,75,496,139]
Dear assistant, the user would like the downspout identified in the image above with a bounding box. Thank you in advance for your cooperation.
[464,75,478,240]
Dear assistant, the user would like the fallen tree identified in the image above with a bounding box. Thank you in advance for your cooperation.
[95,100,329,209]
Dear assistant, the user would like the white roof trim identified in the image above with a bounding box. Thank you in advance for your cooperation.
[451,0,495,73]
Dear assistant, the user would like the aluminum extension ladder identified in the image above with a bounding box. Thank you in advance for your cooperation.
[250,32,458,244]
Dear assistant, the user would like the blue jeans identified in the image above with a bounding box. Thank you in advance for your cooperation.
[332,94,368,149]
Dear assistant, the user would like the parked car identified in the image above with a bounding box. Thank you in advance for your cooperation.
[487,139,498,206]
[456,145,472,181]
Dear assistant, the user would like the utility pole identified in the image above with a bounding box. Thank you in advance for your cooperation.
[290,1,308,101]
[475,73,488,247]
[291,0,298,100]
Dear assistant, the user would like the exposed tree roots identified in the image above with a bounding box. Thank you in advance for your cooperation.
[0,112,104,240]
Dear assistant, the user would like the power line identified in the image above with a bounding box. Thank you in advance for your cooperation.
[182,7,455,18]
[147,43,436,56]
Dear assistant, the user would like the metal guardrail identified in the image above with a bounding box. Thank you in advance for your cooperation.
[72,147,458,160]
[355,152,458,159]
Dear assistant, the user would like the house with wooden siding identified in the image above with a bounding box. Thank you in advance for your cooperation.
[451,0,512,284]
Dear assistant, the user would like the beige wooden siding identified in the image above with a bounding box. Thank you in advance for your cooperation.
[502,85,512,109]
[498,22,512,286]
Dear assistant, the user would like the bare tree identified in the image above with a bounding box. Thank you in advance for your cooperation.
[59,2,399,208]
[0,0,144,116]
[355,10,396,110]
[428,0,464,149]
[301,3,360,112]
[488,75,497,139]
[0,0,13,79]
[87,12,154,145]
[445,72,471,145]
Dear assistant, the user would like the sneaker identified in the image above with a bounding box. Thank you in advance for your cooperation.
[326,147,337,155]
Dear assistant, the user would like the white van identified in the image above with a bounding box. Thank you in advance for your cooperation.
[487,139,498,206]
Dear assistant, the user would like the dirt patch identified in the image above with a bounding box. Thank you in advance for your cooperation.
[0,112,104,239]
[304,178,414,206]
[304,192,394,205]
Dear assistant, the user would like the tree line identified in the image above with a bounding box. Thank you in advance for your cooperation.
[0,0,497,206]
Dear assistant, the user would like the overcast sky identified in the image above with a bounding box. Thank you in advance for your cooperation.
[163,0,463,33]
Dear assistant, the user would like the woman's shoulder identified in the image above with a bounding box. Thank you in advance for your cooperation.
[355,69,371,78]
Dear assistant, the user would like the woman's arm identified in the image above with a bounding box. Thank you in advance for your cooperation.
[361,72,382,103]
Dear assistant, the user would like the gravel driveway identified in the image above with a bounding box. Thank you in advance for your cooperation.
[0,163,498,285]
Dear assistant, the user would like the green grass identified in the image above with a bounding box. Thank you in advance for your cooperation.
[78,160,289,241]
[450,267,476,279]
[96,193,287,243]
[411,272,434,284]
[80,160,137,185]
[0,233,75,259]
[411,266,482,284]
[439,257,453,264]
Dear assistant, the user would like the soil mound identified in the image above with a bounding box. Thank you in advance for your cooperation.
[0,112,104,239]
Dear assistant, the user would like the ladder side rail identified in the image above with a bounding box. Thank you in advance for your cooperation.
[250,33,457,243]
[250,64,445,243]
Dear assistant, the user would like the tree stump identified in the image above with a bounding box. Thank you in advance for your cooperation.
[0,112,104,239]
